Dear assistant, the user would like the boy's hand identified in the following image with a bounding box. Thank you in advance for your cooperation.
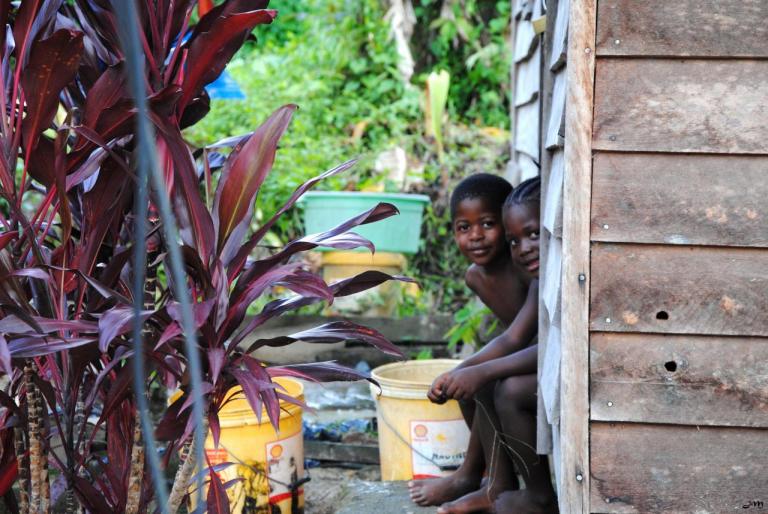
[427,372,450,404]
[442,366,485,402]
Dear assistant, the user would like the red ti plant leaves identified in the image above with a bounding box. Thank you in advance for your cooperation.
[178,8,277,112]
[206,467,230,514]
[213,104,296,260]
[98,306,154,353]
[20,28,84,154]
[0,231,17,252]
[268,362,375,384]
[245,321,404,358]
[0,335,11,377]
[232,202,400,302]
[230,271,414,348]
[227,158,358,273]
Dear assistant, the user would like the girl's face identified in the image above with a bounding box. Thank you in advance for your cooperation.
[453,197,507,267]
[503,202,540,277]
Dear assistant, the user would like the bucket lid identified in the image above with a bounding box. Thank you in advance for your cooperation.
[370,359,462,400]
[218,377,304,422]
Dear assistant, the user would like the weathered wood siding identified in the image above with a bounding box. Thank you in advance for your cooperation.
[509,0,574,508]
[587,1,768,512]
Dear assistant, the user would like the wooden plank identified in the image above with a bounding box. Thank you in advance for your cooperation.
[590,422,768,513]
[514,20,538,62]
[559,0,595,510]
[514,47,541,107]
[541,324,562,425]
[514,100,540,159]
[545,71,566,149]
[590,244,768,337]
[596,0,768,58]
[542,150,563,235]
[593,59,768,154]
[304,441,380,465]
[542,235,561,321]
[592,153,768,248]
[590,332,768,427]
[517,152,540,182]
[549,0,569,70]
[537,289,553,454]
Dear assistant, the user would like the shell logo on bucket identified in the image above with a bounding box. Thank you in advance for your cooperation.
[266,432,304,509]
[410,419,470,479]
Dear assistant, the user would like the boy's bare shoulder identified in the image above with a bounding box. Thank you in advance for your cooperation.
[464,264,483,292]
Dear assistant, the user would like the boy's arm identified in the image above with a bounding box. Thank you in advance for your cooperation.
[441,344,538,401]
[458,280,538,369]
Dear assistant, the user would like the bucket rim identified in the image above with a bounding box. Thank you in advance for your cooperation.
[371,359,462,390]
[298,191,431,204]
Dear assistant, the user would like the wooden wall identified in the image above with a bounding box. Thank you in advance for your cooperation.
[509,0,571,507]
[586,1,768,512]
[513,1,768,511]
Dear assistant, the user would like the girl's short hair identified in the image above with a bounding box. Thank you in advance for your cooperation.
[450,173,513,219]
[504,176,541,208]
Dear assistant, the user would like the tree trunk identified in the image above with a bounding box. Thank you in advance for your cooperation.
[125,420,145,514]
[25,363,49,514]
[14,420,29,513]
[166,414,209,514]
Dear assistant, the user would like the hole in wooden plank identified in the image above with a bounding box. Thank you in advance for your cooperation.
[656,310,669,320]
[664,361,677,373]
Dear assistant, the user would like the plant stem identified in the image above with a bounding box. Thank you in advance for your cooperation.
[14,414,29,513]
[125,419,145,514]
[167,413,209,514]
[25,364,42,513]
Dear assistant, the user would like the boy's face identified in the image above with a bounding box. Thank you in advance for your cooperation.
[503,203,540,278]
[452,197,507,266]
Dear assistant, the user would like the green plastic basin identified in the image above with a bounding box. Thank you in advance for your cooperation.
[299,192,431,254]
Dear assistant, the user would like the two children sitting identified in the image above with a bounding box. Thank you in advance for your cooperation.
[409,174,557,514]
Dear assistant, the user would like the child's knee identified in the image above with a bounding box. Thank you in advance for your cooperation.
[493,376,527,411]
[494,374,537,414]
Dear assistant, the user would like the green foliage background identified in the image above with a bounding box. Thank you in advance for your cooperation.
[185,0,512,316]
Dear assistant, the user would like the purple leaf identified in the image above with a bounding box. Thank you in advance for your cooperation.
[6,336,95,358]
[9,268,50,281]
[0,315,96,335]
[209,410,221,449]
[0,335,11,376]
[228,159,357,273]
[208,348,224,385]
[245,321,404,358]
[21,29,84,153]
[230,271,413,348]
[268,362,375,384]
[206,468,230,514]
[213,105,296,261]
[179,9,277,112]
[98,306,153,353]
[231,203,399,302]
[0,231,17,252]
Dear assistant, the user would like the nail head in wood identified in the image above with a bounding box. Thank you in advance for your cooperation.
[578,273,586,282]
[576,474,583,482]
[605,317,612,323]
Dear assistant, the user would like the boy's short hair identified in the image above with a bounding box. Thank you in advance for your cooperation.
[504,176,541,208]
[450,173,513,219]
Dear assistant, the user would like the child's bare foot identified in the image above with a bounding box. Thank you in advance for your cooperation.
[493,489,558,514]
[436,487,493,514]
[408,474,480,507]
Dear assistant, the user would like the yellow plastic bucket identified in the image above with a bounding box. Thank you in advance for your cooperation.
[370,360,471,481]
[189,377,306,513]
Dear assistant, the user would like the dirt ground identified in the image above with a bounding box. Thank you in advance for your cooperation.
[304,464,381,514]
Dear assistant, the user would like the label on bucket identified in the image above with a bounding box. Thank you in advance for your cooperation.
[410,419,470,479]
[266,431,304,505]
